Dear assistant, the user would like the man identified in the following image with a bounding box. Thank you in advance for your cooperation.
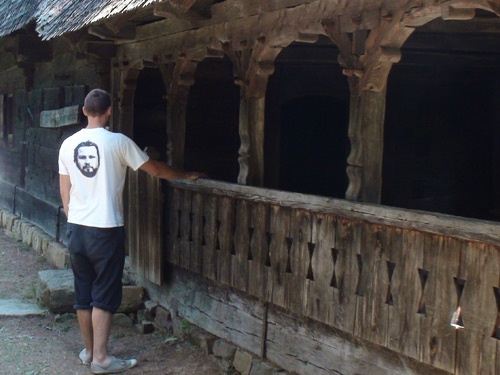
[58,88,204,374]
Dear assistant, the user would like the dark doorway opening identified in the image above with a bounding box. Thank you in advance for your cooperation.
[265,36,350,198]
[133,67,168,161]
[278,96,349,197]
[383,12,500,221]
[184,56,240,182]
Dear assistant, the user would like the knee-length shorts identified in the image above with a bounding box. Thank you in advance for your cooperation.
[67,224,125,313]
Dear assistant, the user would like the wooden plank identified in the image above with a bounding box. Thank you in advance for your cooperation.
[285,209,311,316]
[189,192,204,274]
[145,173,163,284]
[268,205,292,308]
[14,187,59,238]
[456,241,499,375]
[126,169,138,264]
[201,193,217,281]
[305,213,335,324]
[179,189,192,270]
[40,105,81,128]
[329,217,359,334]
[355,223,391,346]
[266,307,451,375]
[247,203,270,300]
[168,179,500,249]
[0,177,15,211]
[165,186,176,265]
[216,196,235,286]
[232,199,250,292]
[419,234,458,372]
[43,87,63,111]
[387,229,423,359]
[168,188,183,266]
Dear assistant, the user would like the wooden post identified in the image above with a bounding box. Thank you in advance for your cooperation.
[324,13,414,203]
[224,41,282,187]
[238,89,265,186]
[166,58,197,169]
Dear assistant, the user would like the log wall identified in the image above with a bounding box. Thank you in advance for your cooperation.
[163,179,500,375]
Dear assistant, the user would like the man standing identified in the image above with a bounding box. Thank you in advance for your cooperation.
[58,89,203,374]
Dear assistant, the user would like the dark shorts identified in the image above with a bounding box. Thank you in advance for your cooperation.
[67,223,125,313]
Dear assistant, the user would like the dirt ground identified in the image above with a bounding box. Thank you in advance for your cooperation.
[0,228,225,375]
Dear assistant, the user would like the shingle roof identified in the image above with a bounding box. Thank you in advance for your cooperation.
[0,0,161,40]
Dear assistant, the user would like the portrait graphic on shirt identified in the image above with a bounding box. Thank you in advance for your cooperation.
[74,141,100,178]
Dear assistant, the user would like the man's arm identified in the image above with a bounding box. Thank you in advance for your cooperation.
[59,174,71,218]
[139,159,205,181]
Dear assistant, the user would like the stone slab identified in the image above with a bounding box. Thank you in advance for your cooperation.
[0,299,46,317]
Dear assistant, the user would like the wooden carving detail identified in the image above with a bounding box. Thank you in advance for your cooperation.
[222,39,283,186]
[166,56,199,168]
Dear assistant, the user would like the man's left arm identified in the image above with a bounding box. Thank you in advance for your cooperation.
[59,174,71,218]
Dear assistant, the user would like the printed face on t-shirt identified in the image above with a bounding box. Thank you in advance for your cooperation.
[74,142,100,178]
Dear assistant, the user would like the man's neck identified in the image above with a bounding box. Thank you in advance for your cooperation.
[86,117,107,129]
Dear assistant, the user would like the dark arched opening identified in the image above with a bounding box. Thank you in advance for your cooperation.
[133,67,168,161]
[383,10,500,220]
[265,36,350,198]
[184,56,240,182]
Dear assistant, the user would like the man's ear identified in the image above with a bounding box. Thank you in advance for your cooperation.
[106,106,111,116]
[82,106,88,117]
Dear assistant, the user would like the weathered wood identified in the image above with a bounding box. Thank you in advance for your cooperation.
[84,41,116,59]
[14,186,59,238]
[286,209,311,316]
[268,205,292,308]
[237,95,265,186]
[201,193,217,280]
[179,189,192,270]
[388,229,424,359]
[419,235,458,372]
[266,307,451,375]
[306,213,336,323]
[216,196,235,286]
[168,179,500,247]
[355,223,391,346]
[40,105,80,128]
[455,241,498,375]
[189,192,204,274]
[232,199,251,292]
[127,169,163,285]
[0,177,15,211]
[247,203,270,300]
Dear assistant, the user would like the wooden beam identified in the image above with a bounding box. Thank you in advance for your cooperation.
[154,0,210,20]
[88,23,136,42]
[167,178,500,247]
[84,41,116,59]
[40,105,81,128]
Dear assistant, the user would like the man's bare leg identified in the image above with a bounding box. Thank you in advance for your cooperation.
[77,309,93,357]
[91,307,113,367]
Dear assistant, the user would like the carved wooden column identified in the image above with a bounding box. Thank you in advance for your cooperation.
[165,57,198,169]
[324,10,415,203]
[224,40,282,186]
[116,67,141,137]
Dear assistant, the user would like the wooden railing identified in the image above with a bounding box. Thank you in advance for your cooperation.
[165,179,500,375]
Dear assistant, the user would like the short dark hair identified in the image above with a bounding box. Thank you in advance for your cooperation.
[84,89,111,116]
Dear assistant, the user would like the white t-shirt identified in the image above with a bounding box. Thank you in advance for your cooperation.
[58,127,149,228]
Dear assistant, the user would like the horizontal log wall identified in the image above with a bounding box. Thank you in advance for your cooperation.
[166,179,500,375]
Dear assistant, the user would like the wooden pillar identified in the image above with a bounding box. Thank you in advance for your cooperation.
[238,90,265,186]
[346,82,386,202]
[324,12,414,203]
[116,68,141,138]
[224,42,282,186]
[166,58,197,169]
